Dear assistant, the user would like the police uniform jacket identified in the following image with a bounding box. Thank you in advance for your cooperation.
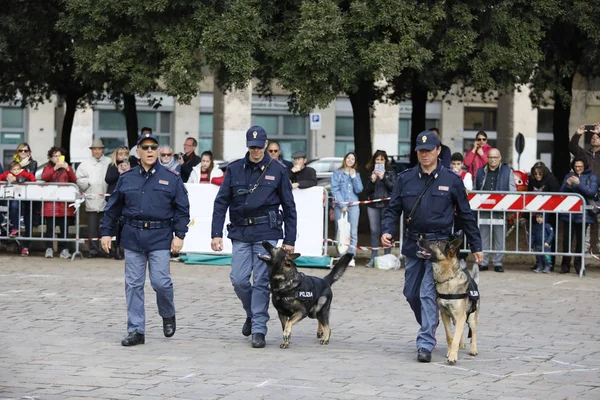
[100,162,190,252]
[211,153,297,245]
[382,162,482,255]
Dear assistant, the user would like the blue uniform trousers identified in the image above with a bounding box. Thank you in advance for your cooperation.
[404,254,439,351]
[230,240,277,335]
[124,249,175,334]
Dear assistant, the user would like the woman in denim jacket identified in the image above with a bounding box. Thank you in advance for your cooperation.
[331,152,363,264]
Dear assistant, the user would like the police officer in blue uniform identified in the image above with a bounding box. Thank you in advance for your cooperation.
[381,130,483,363]
[211,126,297,349]
[100,133,190,347]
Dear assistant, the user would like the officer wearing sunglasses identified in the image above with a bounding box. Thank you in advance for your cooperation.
[100,133,190,347]
[211,125,297,349]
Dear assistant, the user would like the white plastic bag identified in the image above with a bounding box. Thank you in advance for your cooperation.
[336,212,351,255]
[375,254,401,270]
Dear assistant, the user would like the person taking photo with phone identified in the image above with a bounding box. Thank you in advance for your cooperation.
[464,131,492,176]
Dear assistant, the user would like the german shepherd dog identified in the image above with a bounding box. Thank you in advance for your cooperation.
[416,231,480,364]
[257,241,352,348]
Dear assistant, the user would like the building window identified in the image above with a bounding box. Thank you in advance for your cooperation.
[0,107,26,166]
[537,109,553,133]
[95,110,172,154]
[335,117,354,157]
[199,113,214,153]
[464,107,497,131]
[251,114,308,160]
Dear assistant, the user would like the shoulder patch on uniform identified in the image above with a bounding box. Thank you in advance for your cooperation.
[165,168,180,176]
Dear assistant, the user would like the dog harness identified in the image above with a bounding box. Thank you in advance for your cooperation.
[273,274,328,308]
[436,269,479,317]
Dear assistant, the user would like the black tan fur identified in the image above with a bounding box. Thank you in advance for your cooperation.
[258,241,352,348]
[417,231,480,364]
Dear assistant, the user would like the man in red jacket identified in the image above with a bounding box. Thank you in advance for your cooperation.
[0,161,36,255]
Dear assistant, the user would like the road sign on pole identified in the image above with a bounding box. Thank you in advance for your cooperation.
[309,113,322,130]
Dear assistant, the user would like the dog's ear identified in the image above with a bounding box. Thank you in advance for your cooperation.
[446,231,464,253]
[257,254,272,262]
[288,253,301,260]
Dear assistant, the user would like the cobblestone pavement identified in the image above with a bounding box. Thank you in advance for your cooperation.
[1,256,599,400]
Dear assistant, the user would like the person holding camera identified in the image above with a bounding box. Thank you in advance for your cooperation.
[177,138,201,183]
[569,123,600,252]
[464,130,492,176]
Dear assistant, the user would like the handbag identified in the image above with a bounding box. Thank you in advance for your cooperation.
[336,211,351,255]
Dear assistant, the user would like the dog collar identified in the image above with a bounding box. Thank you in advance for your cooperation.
[435,275,455,285]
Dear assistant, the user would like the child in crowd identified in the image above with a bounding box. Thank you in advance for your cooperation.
[450,152,473,190]
[531,213,554,273]
[0,161,36,254]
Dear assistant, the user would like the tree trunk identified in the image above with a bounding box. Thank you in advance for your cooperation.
[409,83,428,167]
[60,91,79,164]
[552,73,575,181]
[348,78,374,171]
[123,93,139,148]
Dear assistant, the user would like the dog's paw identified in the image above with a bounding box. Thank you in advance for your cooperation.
[320,339,329,345]
[469,349,478,356]
[459,342,466,350]
[280,342,289,349]
[447,352,458,364]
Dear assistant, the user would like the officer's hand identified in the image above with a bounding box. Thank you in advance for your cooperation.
[101,236,112,254]
[282,244,295,254]
[473,251,484,264]
[211,237,223,252]
[381,233,393,248]
[171,236,184,254]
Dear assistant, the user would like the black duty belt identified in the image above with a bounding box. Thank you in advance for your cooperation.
[235,215,270,226]
[124,218,173,229]
[406,231,452,241]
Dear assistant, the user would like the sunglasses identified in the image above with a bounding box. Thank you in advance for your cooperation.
[476,138,487,141]
[140,144,159,151]
[268,149,279,153]
[18,149,30,153]
[160,153,172,156]
[249,146,263,150]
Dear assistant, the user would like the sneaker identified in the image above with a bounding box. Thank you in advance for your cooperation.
[59,249,71,259]
[543,266,551,274]
[533,266,543,273]
[20,248,29,257]
[9,229,18,238]
[366,259,374,268]
[45,248,54,258]
[349,259,356,267]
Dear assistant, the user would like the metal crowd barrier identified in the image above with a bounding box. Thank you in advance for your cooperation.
[398,191,588,278]
[0,182,85,260]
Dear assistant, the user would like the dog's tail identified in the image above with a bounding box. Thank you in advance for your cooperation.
[324,253,352,286]
[471,263,480,285]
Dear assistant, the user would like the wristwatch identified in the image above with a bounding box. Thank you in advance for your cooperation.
[175,233,186,240]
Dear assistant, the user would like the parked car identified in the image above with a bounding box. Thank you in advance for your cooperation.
[307,157,343,181]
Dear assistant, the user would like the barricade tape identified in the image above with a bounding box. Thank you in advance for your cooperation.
[323,238,399,251]
[590,250,600,260]
[334,197,390,206]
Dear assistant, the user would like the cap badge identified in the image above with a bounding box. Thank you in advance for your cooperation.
[145,133,150,138]
[422,135,427,143]
[253,131,258,139]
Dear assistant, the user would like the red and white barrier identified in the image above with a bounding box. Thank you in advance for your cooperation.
[468,193,583,212]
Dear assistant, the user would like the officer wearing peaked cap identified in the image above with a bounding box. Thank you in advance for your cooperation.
[211,125,297,349]
[381,130,483,363]
[100,133,190,347]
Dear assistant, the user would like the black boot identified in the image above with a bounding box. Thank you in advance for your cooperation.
[121,331,145,346]
[114,247,123,260]
[559,265,569,274]
[163,316,176,337]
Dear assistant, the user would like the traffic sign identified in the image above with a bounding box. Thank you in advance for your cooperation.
[309,113,322,130]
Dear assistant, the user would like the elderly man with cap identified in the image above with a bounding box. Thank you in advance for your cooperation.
[381,130,483,363]
[288,150,318,189]
[211,125,297,349]
[76,139,112,258]
[100,132,190,346]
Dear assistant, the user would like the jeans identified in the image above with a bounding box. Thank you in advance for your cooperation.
[9,201,31,247]
[124,249,174,334]
[534,244,551,267]
[334,205,359,255]
[479,224,505,266]
[230,240,277,335]
[367,207,390,259]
